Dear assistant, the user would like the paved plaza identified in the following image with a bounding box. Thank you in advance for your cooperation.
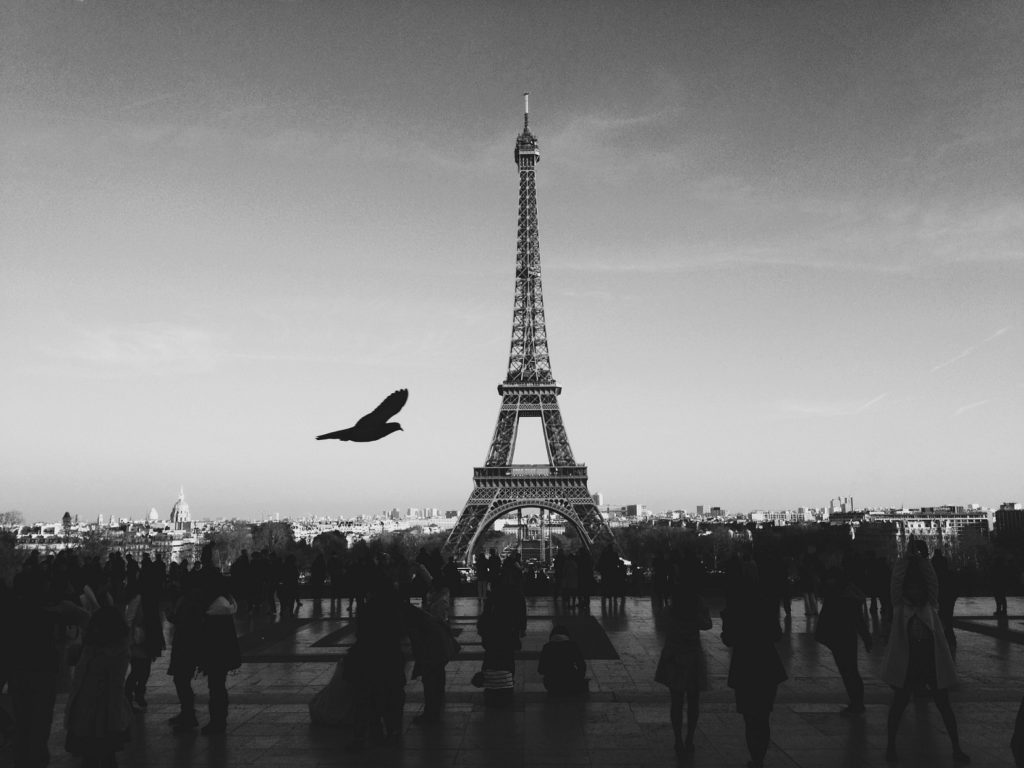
[36,595,1024,768]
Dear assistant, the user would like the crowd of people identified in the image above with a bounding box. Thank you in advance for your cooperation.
[0,544,240,767]
[651,539,985,767]
[1,537,1021,767]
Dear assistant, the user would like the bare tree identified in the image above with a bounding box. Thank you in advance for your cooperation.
[0,510,25,528]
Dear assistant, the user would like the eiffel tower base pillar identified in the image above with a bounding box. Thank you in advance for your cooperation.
[445,467,614,565]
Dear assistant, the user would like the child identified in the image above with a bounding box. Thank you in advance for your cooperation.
[538,624,588,695]
[656,584,712,754]
[64,606,132,768]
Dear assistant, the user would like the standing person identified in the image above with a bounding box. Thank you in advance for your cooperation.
[346,579,407,751]
[656,584,712,754]
[423,578,451,626]
[64,606,132,768]
[473,552,489,601]
[402,602,455,725]
[309,553,327,609]
[7,568,89,768]
[576,547,594,611]
[798,548,821,617]
[441,556,461,599]
[560,554,579,609]
[931,550,959,657]
[166,573,203,732]
[196,560,241,736]
[814,561,873,716]
[991,554,1010,616]
[327,554,344,615]
[123,579,165,712]
[881,540,969,764]
[538,624,588,696]
[721,563,788,768]
[277,554,300,620]
[486,549,503,593]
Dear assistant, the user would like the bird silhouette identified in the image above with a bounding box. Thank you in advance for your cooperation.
[316,389,408,442]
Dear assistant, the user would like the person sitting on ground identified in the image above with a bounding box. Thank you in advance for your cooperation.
[538,624,588,696]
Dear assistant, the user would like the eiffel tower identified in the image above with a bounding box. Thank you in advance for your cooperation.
[446,95,614,563]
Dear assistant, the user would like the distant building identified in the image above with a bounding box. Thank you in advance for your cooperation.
[996,502,1024,536]
[837,505,995,555]
[170,487,192,532]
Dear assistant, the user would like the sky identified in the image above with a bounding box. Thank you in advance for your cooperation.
[2,1,1022,523]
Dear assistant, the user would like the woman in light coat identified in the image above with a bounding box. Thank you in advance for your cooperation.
[881,540,969,763]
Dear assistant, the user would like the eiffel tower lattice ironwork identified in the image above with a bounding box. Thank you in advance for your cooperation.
[446,95,614,563]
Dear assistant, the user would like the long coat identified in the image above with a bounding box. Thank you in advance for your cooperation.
[880,558,957,690]
[64,639,132,754]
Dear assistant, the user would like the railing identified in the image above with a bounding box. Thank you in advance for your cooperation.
[474,465,588,479]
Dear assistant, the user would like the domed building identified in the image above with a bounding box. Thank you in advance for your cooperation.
[170,487,191,532]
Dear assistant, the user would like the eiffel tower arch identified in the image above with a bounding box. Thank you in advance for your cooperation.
[446,95,615,564]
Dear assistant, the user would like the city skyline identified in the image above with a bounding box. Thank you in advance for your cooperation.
[3,2,1022,524]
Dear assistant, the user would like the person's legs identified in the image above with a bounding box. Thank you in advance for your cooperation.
[128,657,152,707]
[932,689,970,761]
[172,670,197,728]
[833,646,865,712]
[204,669,229,733]
[11,667,57,768]
[381,685,405,742]
[669,689,684,749]
[685,686,700,748]
[886,687,912,760]
[743,711,770,767]
[419,665,444,721]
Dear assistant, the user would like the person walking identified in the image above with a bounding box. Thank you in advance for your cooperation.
[655,584,712,754]
[721,563,788,768]
[881,540,970,764]
[815,560,873,716]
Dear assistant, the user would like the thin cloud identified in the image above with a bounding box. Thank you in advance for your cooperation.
[954,399,992,417]
[66,323,217,369]
[777,392,887,418]
[929,326,1011,373]
[550,250,911,276]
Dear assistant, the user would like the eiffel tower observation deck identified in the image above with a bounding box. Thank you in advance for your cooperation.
[446,95,614,563]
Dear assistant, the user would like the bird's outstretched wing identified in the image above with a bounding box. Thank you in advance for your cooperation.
[358,388,408,427]
[316,427,354,441]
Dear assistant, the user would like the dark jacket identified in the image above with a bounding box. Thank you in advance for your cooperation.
[722,585,787,693]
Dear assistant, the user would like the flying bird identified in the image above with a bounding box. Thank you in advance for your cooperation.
[316,389,408,442]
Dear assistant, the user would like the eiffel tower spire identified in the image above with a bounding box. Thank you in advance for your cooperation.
[445,97,614,563]
[507,91,552,384]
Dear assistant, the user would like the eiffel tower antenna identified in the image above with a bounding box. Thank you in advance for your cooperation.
[445,98,615,564]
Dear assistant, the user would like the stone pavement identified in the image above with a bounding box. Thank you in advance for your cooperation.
[38,596,1024,768]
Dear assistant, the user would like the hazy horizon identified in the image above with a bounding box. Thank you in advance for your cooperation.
[3,2,1022,525]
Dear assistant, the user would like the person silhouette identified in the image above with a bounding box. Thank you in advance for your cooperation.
[64,606,132,768]
[538,624,588,696]
[815,559,873,716]
[655,584,712,754]
[721,562,787,768]
[881,539,969,764]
